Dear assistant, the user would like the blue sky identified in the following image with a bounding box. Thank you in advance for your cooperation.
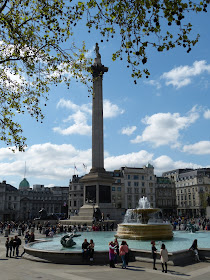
[0,7,210,189]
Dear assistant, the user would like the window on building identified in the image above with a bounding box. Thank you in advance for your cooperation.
[117,179,121,183]
[74,201,76,207]
[134,188,139,193]
[74,186,77,191]
[117,187,121,191]
[142,182,145,187]
[134,182,139,187]
[9,196,11,201]
[128,181,131,187]
[142,188,145,194]
[142,175,144,180]
[134,175,139,180]
[112,187,116,191]
[127,188,132,194]
[128,175,130,179]
[150,176,152,180]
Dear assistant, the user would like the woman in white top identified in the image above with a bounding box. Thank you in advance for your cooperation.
[160,243,168,273]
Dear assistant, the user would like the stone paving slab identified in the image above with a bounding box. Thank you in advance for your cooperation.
[1,231,210,280]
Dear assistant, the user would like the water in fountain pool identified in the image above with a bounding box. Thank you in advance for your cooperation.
[30,231,210,252]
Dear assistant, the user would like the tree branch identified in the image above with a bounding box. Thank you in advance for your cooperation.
[0,0,9,14]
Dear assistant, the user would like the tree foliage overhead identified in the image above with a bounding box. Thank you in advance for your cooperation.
[0,0,209,150]
[76,0,209,81]
[0,0,90,150]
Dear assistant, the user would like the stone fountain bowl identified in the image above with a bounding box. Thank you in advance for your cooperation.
[133,208,160,215]
[115,223,173,240]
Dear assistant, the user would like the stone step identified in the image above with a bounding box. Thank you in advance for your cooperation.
[70,216,93,221]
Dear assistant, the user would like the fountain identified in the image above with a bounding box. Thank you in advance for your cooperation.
[115,197,173,240]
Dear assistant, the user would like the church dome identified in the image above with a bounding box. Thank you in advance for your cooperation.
[19,178,30,190]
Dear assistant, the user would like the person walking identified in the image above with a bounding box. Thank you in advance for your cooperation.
[14,235,22,257]
[124,241,129,266]
[5,237,9,257]
[9,237,14,258]
[151,241,157,270]
[109,241,116,268]
[114,238,119,264]
[160,243,168,273]
[119,241,127,269]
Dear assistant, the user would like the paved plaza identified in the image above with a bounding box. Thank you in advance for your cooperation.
[1,231,210,280]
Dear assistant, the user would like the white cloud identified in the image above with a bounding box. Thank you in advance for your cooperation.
[144,79,161,89]
[105,150,154,170]
[161,60,210,89]
[54,98,124,135]
[153,155,201,175]
[103,100,124,118]
[131,107,199,148]
[0,143,92,182]
[0,144,204,186]
[121,126,137,136]
[183,141,210,155]
[204,109,210,119]
[53,111,91,136]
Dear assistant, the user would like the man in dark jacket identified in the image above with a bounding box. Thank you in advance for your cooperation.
[14,235,21,257]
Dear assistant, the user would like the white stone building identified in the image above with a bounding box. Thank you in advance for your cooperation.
[122,164,156,209]
[163,168,210,217]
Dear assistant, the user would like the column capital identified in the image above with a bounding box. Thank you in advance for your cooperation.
[91,64,108,78]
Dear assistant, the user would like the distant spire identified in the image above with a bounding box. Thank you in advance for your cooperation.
[24,161,26,178]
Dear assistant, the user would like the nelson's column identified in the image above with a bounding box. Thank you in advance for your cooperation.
[69,44,121,224]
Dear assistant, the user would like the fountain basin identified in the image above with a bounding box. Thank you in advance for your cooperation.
[116,223,173,240]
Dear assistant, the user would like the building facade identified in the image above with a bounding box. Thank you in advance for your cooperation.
[155,177,177,217]
[0,179,69,222]
[0,181,20,221]
[68,175,84,217]
[122,164,156,209]
[163,168,210,217]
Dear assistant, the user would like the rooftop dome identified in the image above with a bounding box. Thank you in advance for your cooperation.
[19,178,30,190]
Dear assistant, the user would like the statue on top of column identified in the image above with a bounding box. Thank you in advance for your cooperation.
[94,43,101,65]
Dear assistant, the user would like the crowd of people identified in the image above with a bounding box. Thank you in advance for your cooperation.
[0,217,204,268]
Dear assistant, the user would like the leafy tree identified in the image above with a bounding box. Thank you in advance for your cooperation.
[0,0,209,150]
[76,0,209,82]
[0,0,90,150]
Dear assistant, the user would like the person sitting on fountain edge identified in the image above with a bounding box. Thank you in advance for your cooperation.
[189,239,200,262]
[82,239,89,261]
